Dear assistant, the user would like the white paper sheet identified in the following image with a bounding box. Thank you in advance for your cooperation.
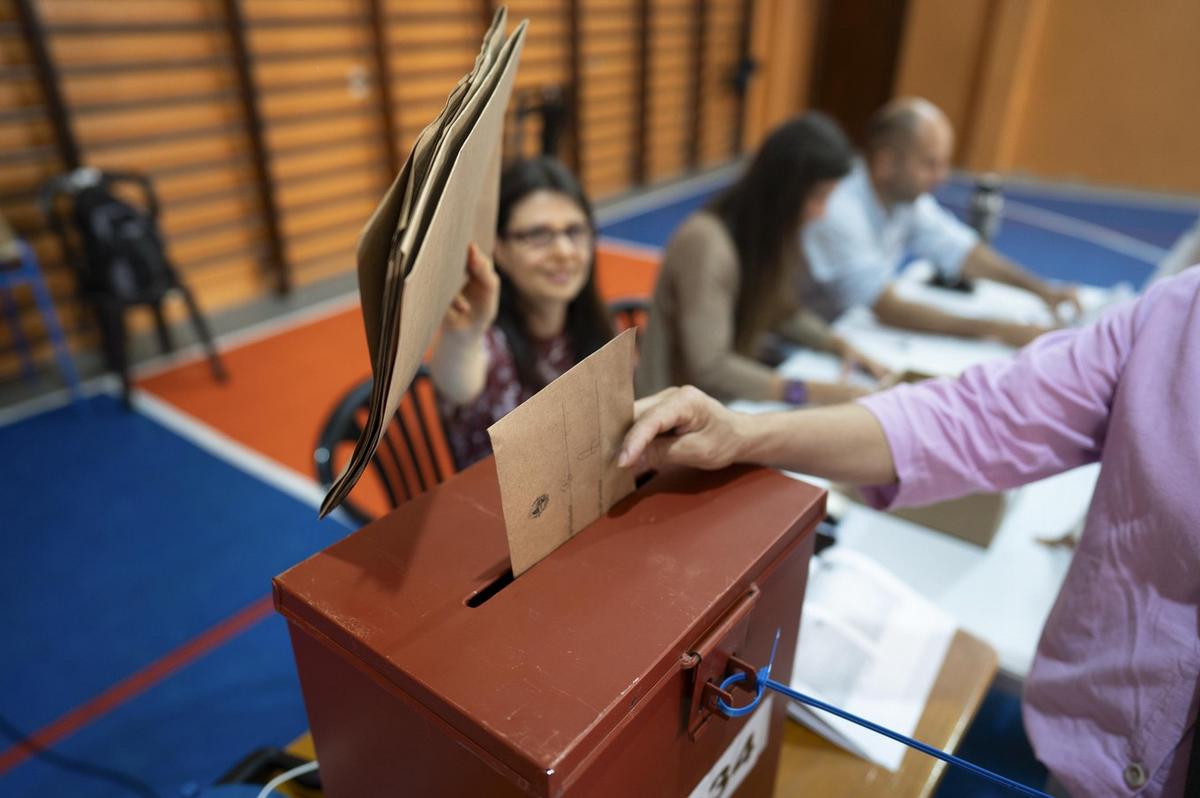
[787,548,956,771]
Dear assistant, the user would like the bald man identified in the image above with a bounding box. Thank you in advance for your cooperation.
[798,97,1079,347]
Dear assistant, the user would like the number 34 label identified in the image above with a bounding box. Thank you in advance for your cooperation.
[687,696,775,798]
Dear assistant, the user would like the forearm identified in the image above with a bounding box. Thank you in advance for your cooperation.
[873,287,1009,339]
[429,330,489,405]
[960,244,1047,296]
[773,308,837,352]
[688,348,786,402]
[733,403,896,484]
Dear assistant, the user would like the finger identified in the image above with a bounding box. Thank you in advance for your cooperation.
[871,362,894,381]
[467,243,499,286]
[619,396,692,468]
[444,304,469,324]
[633,389,674,420]
[637,432,701,473]
[1053,297,1076,325]
[633,435,674,474]
[642,428,725,472]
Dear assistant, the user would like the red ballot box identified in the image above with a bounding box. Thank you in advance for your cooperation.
[274,459,823,797]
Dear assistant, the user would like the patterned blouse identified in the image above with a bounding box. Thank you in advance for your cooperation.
[439,326,575,468]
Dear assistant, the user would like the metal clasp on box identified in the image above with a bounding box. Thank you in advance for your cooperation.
[680,583,760,740]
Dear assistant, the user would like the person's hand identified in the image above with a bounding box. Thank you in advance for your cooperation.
[832,337,894,382]
[1039,283,1082,323]
[617,386,746,474]
[442,243,499,337]
[988,320,1053,348]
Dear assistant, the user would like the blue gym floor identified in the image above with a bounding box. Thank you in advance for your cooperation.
[1,173,1196,797]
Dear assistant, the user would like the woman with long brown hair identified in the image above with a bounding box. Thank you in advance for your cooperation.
[636,112,886,404]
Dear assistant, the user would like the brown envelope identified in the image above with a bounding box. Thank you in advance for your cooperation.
[355,9,506,368]
[320,11,526,518]
[488,329,639,576]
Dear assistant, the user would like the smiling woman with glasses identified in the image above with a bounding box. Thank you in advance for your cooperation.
[429,156,614,468]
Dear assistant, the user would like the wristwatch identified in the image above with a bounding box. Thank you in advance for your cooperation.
[783,379,809,406]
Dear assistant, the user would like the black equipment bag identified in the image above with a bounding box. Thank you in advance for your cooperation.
[72,185,173,302]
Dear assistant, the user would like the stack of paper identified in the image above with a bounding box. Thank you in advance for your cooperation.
[788,548,956,771]
[320,9,527,518]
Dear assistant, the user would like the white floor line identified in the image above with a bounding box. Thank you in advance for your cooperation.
[1,375,357,525]
[953,169,1200,211]
[132,388,333,515]
[941,189,1166,265]
[1002,200,1167,265]
[0,375,119,427]
[133,290,361,381]
[596,163,739,226]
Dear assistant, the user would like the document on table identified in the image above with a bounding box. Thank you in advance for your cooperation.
[788,548,956,771]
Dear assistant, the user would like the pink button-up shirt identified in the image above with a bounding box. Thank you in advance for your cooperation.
[859,268,1200,797]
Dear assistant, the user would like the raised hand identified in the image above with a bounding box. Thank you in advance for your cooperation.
[442,243,500,338]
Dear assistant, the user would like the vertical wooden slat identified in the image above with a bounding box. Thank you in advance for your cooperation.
[732,0,754,156]
[633,0,650,184]
[221,0,289,294]
[566,0,582,172]
[367,0,401,176]
[688,0,709,169]
[14,0,81,170]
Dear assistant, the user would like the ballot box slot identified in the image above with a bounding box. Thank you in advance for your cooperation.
[465,565,515,607]
[463,472,688,609]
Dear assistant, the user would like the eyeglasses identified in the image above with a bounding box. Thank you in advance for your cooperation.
[504,223,594,250]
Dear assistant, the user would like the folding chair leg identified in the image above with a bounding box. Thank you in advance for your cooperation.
[95,300,132,407]
[24,254,82,401]
[151,302,174,355]
[176,284,227,382]
[0,284,36,380]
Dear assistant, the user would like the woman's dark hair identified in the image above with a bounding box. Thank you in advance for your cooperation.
[708,111,853,353]
[494,156,613,391]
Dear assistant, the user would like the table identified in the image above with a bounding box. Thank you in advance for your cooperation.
[832,469,1091,681]
[774,628,997,798]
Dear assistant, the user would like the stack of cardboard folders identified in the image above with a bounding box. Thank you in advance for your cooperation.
[320,9,527,520]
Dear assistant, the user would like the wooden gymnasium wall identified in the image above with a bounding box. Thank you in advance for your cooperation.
[895,0,1200,194]
[0,0,767,381]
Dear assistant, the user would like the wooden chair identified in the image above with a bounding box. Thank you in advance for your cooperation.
[314,367,456,525]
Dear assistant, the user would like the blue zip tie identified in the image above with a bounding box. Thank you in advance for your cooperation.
[714,630,1050,798]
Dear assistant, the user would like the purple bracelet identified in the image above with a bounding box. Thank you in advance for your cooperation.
[783,379,808,406]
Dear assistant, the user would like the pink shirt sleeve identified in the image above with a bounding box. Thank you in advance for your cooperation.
[856,292,1148,509]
